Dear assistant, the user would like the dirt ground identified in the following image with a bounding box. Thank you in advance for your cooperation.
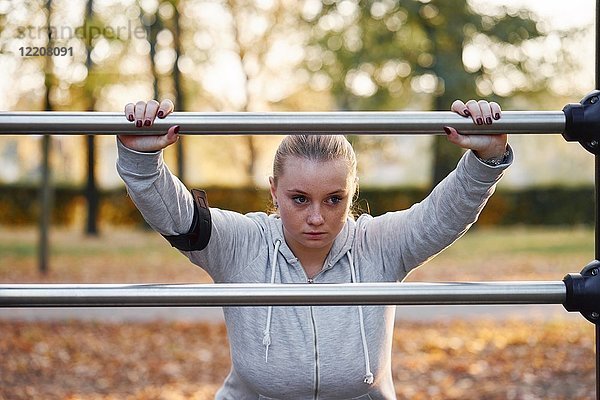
[0,226,597,399]
[0,318,595,400]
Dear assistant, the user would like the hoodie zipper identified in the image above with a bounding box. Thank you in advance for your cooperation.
[306,278,319,399]
[309,305,319,400]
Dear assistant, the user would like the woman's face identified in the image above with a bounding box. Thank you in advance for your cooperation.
[270,156,355,257]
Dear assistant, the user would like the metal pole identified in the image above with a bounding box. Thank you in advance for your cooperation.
[595,1,600,397]
[0,111,566,136]
[0,281,566,308]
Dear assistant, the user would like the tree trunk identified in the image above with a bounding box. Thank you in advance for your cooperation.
[84,0,99,236]
[85,135,98,235]
[244,136,258,186]
[39,0,55,274]
[422,19,462,189]
[172,0,186,183]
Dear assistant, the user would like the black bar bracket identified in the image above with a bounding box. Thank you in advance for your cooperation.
[563,90,600,154]
[563,260,600,324]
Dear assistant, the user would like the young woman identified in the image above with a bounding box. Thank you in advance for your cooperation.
[117,99,510,399]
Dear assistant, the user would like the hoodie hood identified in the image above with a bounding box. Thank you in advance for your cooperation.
[266,214,356,272]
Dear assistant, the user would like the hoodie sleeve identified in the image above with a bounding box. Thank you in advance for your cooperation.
[116,139,264,281]
[356,147,512,282]
[116,138,194,236]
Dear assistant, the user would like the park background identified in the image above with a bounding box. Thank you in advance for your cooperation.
[0,0,599,399]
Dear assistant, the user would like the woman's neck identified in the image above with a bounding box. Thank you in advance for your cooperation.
[287,241,332,280]
[301,254,328,279]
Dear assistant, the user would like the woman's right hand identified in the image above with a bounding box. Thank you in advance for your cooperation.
[118,99,180,152]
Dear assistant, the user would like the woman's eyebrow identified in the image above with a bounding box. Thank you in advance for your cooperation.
[285,188,347,195]
[286,188,308,194]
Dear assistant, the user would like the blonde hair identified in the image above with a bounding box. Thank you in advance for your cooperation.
[273,135,357,183]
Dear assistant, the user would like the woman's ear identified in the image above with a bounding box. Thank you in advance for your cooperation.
[269,176,277,206]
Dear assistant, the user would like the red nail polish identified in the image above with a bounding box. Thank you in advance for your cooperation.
[173,125,180,134]
[144,120,151,127]
[464,110,471,117]
[443,126,452,135]
[494,113,500,120]
[486,117,492,125]
[136,120,142,128]
[157,111,164,118]
[476,118,483,125]
[128,114,134,122]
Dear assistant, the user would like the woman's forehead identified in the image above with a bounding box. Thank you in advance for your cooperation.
[277,156,353,189]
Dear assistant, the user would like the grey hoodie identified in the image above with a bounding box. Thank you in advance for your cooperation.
[116,140,511,399]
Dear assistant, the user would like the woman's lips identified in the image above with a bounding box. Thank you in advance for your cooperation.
[304,232,326,239]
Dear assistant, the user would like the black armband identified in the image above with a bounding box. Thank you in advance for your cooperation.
[162,189,212,251]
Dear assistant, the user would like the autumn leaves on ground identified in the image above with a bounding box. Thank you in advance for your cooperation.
[0,227,597,399]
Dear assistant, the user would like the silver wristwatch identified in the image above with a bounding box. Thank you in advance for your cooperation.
[478,150,510,167]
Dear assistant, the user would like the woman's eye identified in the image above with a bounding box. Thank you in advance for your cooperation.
[328,196,342,205]
[292,196,307,204]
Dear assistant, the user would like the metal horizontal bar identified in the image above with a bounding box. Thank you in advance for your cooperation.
[0,281,566,307]
[0,111,566,135]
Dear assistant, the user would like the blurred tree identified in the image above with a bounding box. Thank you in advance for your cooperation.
[181,0,306,186]
[40,0,55,273]
[153,0,187,184]
[83,0,98,236]
[302,0,578,186]
[171,0,187,184]
[134,0,188,185]
[146,3,162,100]
[80,0,160,234]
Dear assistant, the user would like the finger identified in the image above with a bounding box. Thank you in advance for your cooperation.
[443,125,457,136]
[159,125,180,147]
[478,100,493,125]
[157,99,175,119]
[465,100,483,125]
[134,101,146,128]
[144,100,160,126]
[444,126,471,148]
[117,125,180,152]
[167,124,180,138]
[490,101,502,120]
[451,100,470,117]
[124,103,135,122]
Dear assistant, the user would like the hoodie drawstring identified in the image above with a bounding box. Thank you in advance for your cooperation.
[348,251,374,385]
[262,240,373,386]
[263,239,281,363]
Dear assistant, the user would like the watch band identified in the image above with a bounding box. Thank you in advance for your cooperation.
[477,149,510,166]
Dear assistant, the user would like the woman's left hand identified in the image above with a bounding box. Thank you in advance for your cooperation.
[445,99,508,160]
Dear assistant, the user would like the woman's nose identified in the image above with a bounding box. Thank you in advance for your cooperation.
[307,205,325,226]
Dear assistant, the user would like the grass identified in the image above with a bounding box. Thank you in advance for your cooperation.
[407,226,595,282]
[0,226,210,283]
[0,225,594,283]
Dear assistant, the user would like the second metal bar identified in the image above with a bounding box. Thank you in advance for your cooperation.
[0,111,566,135]
[0,281,566,308]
